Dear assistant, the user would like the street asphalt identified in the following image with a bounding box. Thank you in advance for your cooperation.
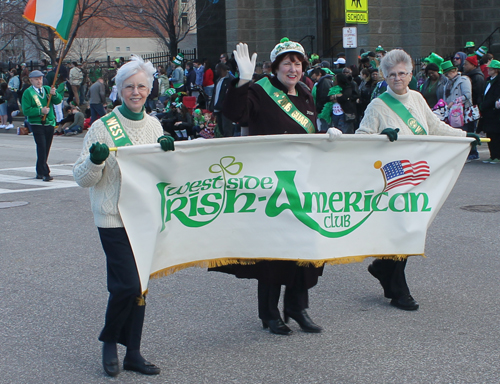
[0,133,499,383]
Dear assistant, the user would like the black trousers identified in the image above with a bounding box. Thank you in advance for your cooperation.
[98,227,144,350]
[371,258,410,299]
[486,132,500,160]
[257,278,309,321]
[31,124,54,177]
[215,111,234,137]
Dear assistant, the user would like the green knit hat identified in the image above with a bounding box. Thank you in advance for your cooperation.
[487,60,500,69]
[173,53,184,66]
[375,45,385,52]
[475,46,488,57]
[441,60,456,73]
[464,41,475,48]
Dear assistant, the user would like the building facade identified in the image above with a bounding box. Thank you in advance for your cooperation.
[197,0,500,63]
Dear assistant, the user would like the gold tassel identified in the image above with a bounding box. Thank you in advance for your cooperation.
[148,254,424,280]
[136,294,146,306]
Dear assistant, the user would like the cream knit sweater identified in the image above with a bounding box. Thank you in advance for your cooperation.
[73,107,164,228]
[356,86,467,137]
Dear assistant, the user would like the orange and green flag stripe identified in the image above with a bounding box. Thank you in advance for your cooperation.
[23,0,78,42]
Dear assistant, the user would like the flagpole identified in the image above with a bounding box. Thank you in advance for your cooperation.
[42,42,67,124]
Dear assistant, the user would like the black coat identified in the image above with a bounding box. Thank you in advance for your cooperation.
[209,74,234,112]
[478,76,500,133]
[223,76,317,135]
[466,67,486,106]
[212,76,323,288]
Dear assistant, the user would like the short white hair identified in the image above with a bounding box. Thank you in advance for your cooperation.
[379,49,413,78]
[115,54,155,100]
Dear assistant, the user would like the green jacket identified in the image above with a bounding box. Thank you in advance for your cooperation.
[21,85,63,126]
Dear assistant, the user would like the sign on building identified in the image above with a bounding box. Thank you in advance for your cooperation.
[343,27,357,48]
[345,0,368,24]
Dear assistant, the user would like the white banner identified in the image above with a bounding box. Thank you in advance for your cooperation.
[116,134,471,292]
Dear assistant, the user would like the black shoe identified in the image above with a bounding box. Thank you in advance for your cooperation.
[284,310,322,333]
[391,294,419,311]
[102,344,119,377]
[36,174,43,179]
[262,318,293,335]
[368,263,394,299]
[42,175,53,182]
[123,359,161,375]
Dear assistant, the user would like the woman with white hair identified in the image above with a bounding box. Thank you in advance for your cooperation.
[73,55,174,377]
[356,49,479,311]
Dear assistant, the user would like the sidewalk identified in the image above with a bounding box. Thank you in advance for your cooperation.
[0,116,26,134]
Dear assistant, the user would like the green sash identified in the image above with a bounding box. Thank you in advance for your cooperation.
[101,111,133,147]
[378,92,427,135]
[255,77,316,134]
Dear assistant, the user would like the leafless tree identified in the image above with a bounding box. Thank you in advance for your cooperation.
[109,0,213,55]
[0,1,26,62]
[9,0,110,65]
[68,20,107,63]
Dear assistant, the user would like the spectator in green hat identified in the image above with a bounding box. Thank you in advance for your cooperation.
[464,41,476,56]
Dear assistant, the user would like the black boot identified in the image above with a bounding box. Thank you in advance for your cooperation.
[262,318,293,335]
[284,309,322,333]
[102,342,119,377]
[123,350,160,375]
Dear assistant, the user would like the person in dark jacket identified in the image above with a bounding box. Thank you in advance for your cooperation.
[330,72,357,133]
[464,55,486,106]
[209,63,234,136]
[314,67,334,131]
[161,101,194,140]
[420,63,447,108]
[184,61,197,95]
[478,60,500,163]
[217,39,323,336]
[463,55,486,160]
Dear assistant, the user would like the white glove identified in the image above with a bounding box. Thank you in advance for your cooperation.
[327,127,343,141]
[233,43,257,81]
[495,100,500,109]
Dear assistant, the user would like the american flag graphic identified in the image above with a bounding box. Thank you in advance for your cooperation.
[381,160,430,191]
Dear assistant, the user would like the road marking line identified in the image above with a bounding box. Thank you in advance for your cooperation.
[0,164,78,194]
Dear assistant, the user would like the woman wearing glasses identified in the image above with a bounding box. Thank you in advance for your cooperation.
[356,49,479,311]
[73,55,174,377]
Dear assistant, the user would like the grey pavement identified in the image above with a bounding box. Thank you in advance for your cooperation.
[0,134,499,383]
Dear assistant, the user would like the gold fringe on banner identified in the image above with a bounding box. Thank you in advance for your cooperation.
[148,254,424,281]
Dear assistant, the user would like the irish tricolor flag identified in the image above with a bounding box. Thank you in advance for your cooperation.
[23,0,78,42]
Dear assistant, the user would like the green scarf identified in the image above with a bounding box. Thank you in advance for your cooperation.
[119,103,145,121]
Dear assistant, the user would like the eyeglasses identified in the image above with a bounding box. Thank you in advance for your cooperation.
[123,84,148,92]
[453,57,460,60]
[387,72,409,80]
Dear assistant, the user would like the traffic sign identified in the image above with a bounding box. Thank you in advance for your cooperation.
[345,0,368,24]
[343,27,357,48]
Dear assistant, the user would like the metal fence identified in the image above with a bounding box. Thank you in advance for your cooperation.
[141,49,197,68]
[0,48,198,73]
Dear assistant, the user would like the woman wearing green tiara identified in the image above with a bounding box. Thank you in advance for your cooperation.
[356,49,480,311]
[73,55,174,377]
[217,38,331,336]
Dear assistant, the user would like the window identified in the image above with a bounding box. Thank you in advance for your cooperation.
[116,47,120,52]
[126,47,130,51]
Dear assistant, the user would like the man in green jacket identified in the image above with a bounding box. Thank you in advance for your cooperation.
[21,70,63,181]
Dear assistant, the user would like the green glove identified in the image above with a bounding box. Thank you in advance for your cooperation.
[381,128,399,142]
[466,132,481,146]
[89,142,109,164]
[158,135,175,151]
